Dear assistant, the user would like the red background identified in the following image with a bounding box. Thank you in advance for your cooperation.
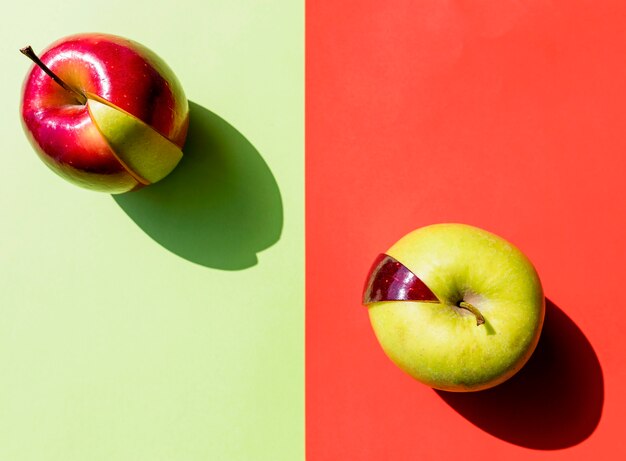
[306,1,626,459]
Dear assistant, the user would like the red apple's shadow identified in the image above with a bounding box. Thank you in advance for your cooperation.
[436,299,603,449]
[113,101,283,270]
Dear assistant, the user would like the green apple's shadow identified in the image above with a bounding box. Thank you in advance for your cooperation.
[113,101,283,270]
[437,299,603,449]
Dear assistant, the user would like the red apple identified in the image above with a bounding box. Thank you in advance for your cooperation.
[20,33,189,193]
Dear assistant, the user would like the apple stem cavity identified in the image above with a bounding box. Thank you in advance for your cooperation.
[458,301,486,326]
[20,46,87,105]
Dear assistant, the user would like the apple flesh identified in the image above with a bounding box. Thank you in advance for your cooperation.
[20,34,189,193]
[364,223,544,391]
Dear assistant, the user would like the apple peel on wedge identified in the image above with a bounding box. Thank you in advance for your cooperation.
[86,93,183,185]
[363,254,440,305]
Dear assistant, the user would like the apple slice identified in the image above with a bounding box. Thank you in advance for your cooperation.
[363,254,440,304]
[86,94,183,184]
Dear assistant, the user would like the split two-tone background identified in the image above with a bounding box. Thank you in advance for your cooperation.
[1,1,625,459]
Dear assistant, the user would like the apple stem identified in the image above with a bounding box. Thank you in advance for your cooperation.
[458,301,486,326]
[20,46,87,105]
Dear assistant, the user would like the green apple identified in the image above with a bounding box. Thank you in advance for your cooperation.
[363,223,544,391]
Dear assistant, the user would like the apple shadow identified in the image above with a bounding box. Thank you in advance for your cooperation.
[436,299,603,449]
[113,101,283,270]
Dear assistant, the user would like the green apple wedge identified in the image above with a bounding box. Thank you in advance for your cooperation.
[86,93,183,185]
[366,223,545,392]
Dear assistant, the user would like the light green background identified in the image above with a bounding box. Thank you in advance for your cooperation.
[0,1,303,460]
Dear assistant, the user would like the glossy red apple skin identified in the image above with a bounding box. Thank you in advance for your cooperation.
[363,254,440,304]
[21,33,189,193]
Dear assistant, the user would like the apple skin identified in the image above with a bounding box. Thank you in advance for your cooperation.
[366,223,544,392]
[21,33,189,193]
